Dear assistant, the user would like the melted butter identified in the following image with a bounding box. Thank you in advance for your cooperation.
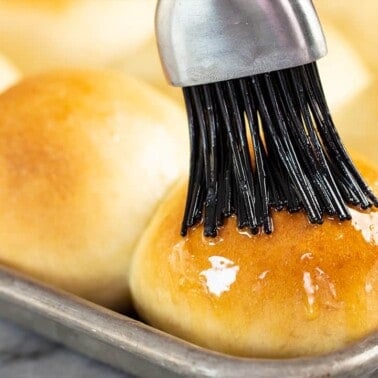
[183,210,374,339]
[144,165,378,356]
[301,258,341,319]
[237,228,254,238]
[200,256,239,297]
[258,270,269,280]
[201,234,224,246]
[349,207,378,245]
[316,268,338,299]
[168,237,192,287]
[301,252,314,261]
[303,271,317,316]
[365,282,373,293]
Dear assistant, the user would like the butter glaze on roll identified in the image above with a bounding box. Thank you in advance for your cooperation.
[130,158,378,358]
[0,69,188,310]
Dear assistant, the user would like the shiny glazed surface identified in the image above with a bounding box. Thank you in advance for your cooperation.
[130,158,378,358]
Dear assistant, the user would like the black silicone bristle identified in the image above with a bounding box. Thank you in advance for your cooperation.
[180,62,378,237]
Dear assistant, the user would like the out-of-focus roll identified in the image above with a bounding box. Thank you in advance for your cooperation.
[0,52,20,93]
[314,2,378,162]
[317,21,371,111]
[0,0,155,73]
[332,81,378,162]
[316,0,378,74]
[130,158,378,358]
[116,37,184,106]
[0,69,188,311]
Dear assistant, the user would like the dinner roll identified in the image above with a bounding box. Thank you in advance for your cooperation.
[333,81,378,162]
[0,69,188,311]
[0,52,20,93]
[130,158,378,357]
[317,21,370,111]
[117,37,184,106]
[316,0,378,74]
[0,0,155,73]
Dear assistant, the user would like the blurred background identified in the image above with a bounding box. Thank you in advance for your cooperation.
[0,0,376,161]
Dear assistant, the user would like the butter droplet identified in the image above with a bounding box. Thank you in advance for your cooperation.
[258,270,269,280]
[365,282,373,294]
[303,271,319,318]
[301,252,314,261]
[202,235,224,246]
[349,208,378,245]
[200,256,239,297]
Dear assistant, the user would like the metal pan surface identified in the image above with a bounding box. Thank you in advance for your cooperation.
[0,264,376,378]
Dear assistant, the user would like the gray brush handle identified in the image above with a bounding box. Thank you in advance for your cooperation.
[156,0,327,86]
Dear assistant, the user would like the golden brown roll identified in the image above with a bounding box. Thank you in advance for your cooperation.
[0,0,155,73]
[0,69,188,311]
[130,158,378,358]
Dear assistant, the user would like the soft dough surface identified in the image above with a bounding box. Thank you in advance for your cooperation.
[0,69,188,310]
[130,158,378,357]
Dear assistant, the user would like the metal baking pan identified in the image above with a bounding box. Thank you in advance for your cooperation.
[0,263,376,378]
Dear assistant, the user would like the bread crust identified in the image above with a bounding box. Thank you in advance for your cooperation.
[130,159,378,357]
[0,69,188,310]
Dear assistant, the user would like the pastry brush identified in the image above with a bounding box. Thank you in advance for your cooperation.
[156,0,378,236]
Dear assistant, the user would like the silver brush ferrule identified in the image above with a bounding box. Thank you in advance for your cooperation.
[156,0,327,87]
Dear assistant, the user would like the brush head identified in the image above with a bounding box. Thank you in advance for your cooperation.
[181,62,378,237]
[156,0,377,236]
[156,0,327,87]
